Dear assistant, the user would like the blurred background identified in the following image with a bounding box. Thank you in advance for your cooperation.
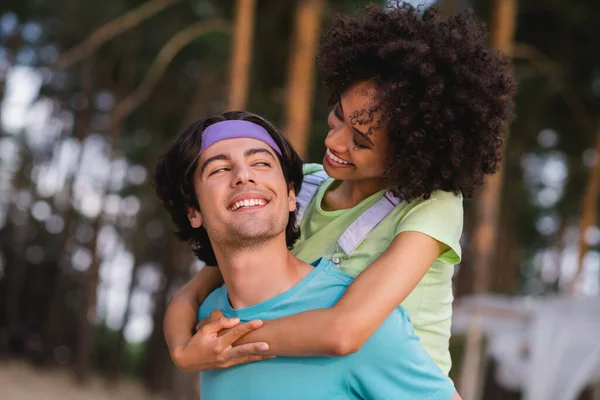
[0,0,599,399]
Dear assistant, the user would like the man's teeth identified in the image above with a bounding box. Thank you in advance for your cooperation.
[327,149,351,165]
[229,199,267,211]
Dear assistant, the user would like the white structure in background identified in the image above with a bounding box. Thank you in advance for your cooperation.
[453,295,600,400]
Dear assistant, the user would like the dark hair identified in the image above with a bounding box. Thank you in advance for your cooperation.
[317,1,516,200]
[154,111,304,265]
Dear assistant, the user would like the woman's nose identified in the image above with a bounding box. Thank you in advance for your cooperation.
[325,124,349,154]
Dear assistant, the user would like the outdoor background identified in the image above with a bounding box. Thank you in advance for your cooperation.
[0,0,599,399]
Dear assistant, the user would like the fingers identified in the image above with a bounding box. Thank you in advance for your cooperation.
[201,316,241,335]
[224,342,270,359]
[195,310,226,333]
[221,355,276,368]
[220,319,263,346]
[208,310,225,321]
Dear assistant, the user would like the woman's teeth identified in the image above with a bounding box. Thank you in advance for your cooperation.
[229,199,267,211]
[327,149,351,165]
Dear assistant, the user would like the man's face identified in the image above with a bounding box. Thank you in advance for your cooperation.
[188,137,296,249]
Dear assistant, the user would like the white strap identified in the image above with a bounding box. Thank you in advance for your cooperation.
[296,171,329,224]
[296,170,401,258]
[337,192,401,255]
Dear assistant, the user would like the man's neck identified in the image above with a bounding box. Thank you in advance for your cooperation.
[213,236,313,309]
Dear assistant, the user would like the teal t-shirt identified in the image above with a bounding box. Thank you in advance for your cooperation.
[198,258,456,400]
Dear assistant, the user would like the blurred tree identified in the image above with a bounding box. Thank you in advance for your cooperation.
[228,0,256,110]
[1,0,600,398]
[459,1,518,399]
[571,123,600,293]
[438,0,460,16]
[283,0,325,158]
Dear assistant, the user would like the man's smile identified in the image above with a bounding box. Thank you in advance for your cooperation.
[227,192,270,212]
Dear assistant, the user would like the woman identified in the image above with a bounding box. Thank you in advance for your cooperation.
[161,2,515,375]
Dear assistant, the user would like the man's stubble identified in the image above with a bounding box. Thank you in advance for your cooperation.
[204,211,288,253]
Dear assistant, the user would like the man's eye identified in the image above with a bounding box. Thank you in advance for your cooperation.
[253,162,271,167]
[209,167,229,176]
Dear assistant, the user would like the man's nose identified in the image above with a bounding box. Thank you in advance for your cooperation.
[232,164,256,186]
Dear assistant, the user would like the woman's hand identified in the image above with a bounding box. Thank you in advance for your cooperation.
[171,310,274,372]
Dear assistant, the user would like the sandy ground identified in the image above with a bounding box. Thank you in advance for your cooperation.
[0,360,166,400]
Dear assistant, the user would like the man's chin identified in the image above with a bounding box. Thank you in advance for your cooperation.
[224,224,278,242]
[222,231,274,249]
[207,217,286,249]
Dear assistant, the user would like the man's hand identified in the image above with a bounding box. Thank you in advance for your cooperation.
[171,310,274,372]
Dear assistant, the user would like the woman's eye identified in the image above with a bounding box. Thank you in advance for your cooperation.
[352,137,369,150]
[333,104,343,121]
[254,162,271,167]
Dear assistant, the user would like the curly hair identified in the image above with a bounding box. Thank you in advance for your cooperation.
[317,1,516,200]
[154,111,304,265]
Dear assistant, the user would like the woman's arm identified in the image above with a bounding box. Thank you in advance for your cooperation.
[164,266,271,371]
[234,231,448,356]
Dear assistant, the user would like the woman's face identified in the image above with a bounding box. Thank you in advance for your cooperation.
[323,81,388,185]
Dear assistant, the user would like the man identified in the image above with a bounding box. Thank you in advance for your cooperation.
[155,111,461,399]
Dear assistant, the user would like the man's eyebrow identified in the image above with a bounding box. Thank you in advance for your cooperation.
[245,147,277,160]
[200,153,230,176]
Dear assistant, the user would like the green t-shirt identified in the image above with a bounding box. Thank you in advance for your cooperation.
[291,164,463,375]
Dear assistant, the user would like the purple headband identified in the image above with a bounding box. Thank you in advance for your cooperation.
[199,120,282,156]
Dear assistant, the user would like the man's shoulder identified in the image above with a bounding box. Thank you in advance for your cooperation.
[198,284,228,320]
[307,258,354,292]
[286,259,354,310]
[199,259,353,322]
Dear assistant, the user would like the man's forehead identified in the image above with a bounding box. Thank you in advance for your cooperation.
[199,137,275,161]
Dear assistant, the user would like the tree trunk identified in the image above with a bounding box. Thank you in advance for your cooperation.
[491,215,518,293]
[107,259,141,383]
[455,203,476,297]
[549,217,569,292]
[43,56,97,350]
[143,237,178,393]
[490,100,546,295]
[593,379,600,400]
[4,200,29,338]
[568,124,600,294]
[73,223,99,382]
[283,0,325,159]
[438,0,460,17]
[4,136,34,341]
[182,71,217,128]
[74,103,127,382]
[458,0,517,399]
[228,0,256,111]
